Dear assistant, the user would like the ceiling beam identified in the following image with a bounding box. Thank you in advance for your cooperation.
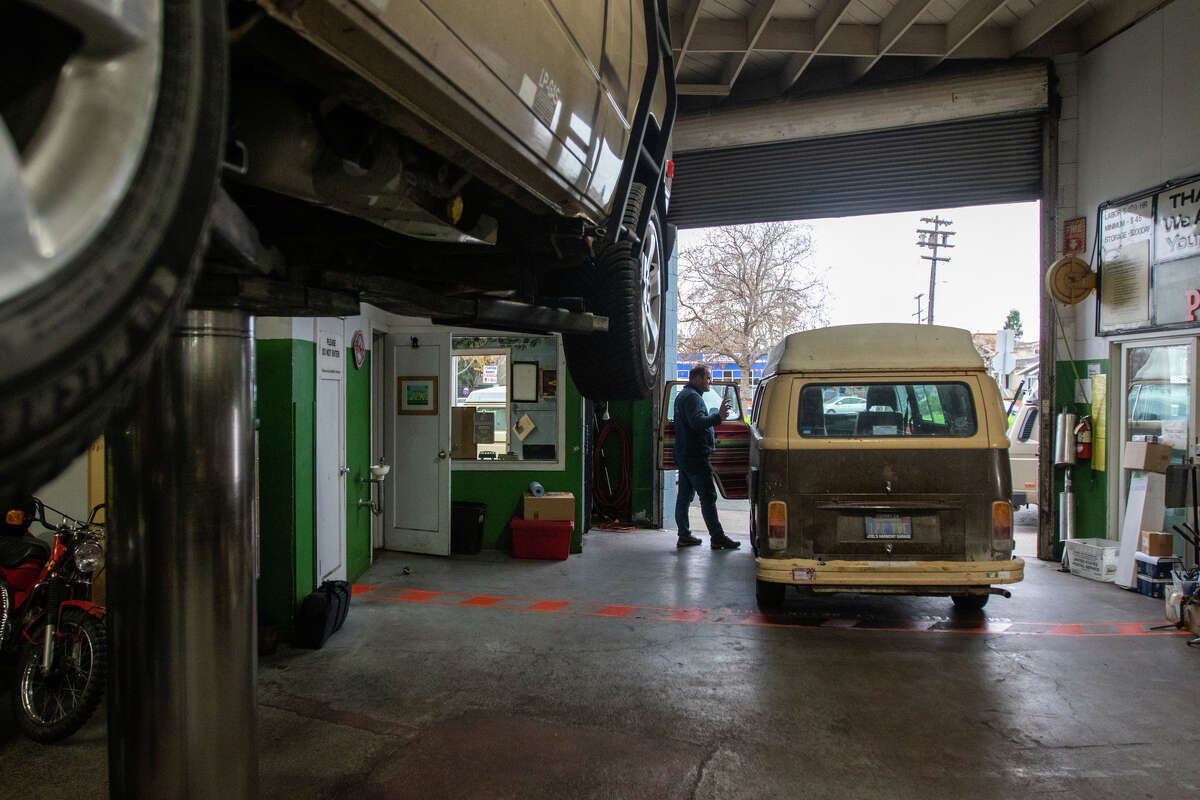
[676,82,732,96]
[778,0,853,93]
[945,0,1007,57]
[845,0,935,83]
[720,0,778,89]
[673,0,704,78]
[1010,0,1089,54]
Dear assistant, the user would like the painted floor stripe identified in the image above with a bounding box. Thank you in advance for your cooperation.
[351,584,1187,638]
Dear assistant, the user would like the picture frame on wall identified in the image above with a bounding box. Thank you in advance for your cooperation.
[398,376,438,415]
[511,361,539,402]
[540,368,557,399]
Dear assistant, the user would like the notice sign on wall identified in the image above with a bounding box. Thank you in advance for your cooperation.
[1156,179,1200,263]
[1097,174,1200,334]
[318,329,344,377]
[1099,197,1152,331]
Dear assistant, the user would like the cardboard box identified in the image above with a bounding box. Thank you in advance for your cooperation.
[1137,574,1171,599]
[1134,551,1182,579]
[523,492,575,521]
[1064,538,1120,582]
[1122,441,1172,473]
[451,407,477,460]
[1138,530,1174,558]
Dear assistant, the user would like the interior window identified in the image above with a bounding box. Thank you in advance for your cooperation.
[798,382,977,438]
[452,335,560,462]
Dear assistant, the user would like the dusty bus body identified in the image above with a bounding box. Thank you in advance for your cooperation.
[747,324,1024,611]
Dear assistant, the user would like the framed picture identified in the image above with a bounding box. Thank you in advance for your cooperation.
[398,376,438,415]
[511,361,539,402]
[540,368,557,398]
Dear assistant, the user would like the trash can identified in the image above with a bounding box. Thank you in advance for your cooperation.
[451,501,486,555]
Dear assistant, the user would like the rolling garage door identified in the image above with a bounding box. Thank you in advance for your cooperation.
[668,65,1048,229]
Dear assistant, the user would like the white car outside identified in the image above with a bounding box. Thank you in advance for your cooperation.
[1008,398,1039,507]
[824,396,867,415]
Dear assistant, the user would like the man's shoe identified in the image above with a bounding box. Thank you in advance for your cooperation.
[710,536,741,550]
[676,534,702,547]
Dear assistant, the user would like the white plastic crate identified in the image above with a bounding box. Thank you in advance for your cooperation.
[1065,538,1121,582]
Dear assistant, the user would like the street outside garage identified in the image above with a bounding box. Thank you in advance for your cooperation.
[3,527,1195,799]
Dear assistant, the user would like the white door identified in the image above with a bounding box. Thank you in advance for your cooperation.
[384,331,451,555]
[315,318,347,581]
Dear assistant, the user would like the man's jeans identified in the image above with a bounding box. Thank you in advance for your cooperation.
[675,460,725,539]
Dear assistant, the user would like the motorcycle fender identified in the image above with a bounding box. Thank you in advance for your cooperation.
[57,600,105,627]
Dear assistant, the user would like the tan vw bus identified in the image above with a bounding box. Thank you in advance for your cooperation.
[743,324,1023,611]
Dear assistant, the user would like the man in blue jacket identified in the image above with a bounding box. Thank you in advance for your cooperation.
[673,365,740,550]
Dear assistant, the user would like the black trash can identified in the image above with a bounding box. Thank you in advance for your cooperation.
[451,501,486,555]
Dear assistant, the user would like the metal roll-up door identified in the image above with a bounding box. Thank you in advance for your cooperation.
[669,112,1044,229]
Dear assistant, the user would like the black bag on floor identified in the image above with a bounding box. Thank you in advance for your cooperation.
[295,579,351,649]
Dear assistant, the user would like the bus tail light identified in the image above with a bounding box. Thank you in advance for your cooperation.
[992,501,1012,541]
[767,501,787,551]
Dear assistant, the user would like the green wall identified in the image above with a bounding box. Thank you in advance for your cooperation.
[1054,359,1109,547]
[256,339,315,632]
[601,396,658,526]
[345,350,372,579]
[451,369,585,552]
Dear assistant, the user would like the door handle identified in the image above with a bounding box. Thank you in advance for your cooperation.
[438,450,447,460]
[339,466,350,476]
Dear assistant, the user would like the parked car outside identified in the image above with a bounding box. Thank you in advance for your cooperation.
[824,396,867,415]
[1007,395,1039,508]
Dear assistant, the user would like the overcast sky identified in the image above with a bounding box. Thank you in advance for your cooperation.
[676,201,1041,341]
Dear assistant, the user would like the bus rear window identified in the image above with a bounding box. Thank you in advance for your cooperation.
[798,383,977,438]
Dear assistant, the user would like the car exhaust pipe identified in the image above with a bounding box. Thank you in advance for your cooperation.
[988,587,1012,599]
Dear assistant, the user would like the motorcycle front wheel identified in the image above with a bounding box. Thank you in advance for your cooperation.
[13,607,107,743]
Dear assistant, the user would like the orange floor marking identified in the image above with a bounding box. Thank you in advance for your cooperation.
[352,584,1187,638]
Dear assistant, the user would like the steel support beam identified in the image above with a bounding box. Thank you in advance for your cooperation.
[107,310,258,799]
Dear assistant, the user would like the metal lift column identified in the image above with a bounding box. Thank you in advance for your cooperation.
[106,309,258,798]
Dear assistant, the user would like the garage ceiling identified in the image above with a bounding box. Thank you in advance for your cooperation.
[669,0,1166,104]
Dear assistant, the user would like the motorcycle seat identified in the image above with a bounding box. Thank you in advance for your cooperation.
[0,535,50,569]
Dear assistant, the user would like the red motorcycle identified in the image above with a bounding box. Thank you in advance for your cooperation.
[1,498,106,742]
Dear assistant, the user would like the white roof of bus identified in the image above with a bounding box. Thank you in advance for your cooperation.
[465,385,507,402]
[763,324,984,375]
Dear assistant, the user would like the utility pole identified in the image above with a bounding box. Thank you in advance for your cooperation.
[916,217,955,325]
[912,293,924,324]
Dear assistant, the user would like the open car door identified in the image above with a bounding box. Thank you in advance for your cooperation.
[658,380,751,499]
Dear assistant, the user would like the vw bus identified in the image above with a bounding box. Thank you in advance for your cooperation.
[661,325,1024,612]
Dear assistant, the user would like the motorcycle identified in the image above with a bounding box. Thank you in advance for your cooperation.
[1,498,106,742]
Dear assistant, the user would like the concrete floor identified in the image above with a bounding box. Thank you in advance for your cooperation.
[2,526,1198,799]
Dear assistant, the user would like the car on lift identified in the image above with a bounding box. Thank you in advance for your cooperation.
[1,0,676,497]
[735,324,1025,612]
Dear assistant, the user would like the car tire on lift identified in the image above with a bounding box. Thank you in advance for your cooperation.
[563,183,665,400]
[0,0,227,502]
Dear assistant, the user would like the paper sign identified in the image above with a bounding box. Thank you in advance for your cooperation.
[513,413,536,441]
[1091,375,1107,471]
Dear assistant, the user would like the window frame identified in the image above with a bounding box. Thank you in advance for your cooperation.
[797,381,979,439]
[451,337,567,471]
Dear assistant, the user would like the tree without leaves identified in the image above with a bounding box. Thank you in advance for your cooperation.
[1003,308,1023,339]
[678,222,831,404]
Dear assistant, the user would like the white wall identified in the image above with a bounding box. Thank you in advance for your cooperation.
[34,451,89,524]
[1068,0,1200,358]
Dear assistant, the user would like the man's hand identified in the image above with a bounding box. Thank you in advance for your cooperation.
[718,397,731,419]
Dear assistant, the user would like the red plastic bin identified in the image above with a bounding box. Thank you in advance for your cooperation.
[510,517,574,560]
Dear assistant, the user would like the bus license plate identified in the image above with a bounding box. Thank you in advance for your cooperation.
[865,515,912,539]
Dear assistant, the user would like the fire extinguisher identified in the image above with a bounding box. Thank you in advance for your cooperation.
[1074,416,1092,460]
